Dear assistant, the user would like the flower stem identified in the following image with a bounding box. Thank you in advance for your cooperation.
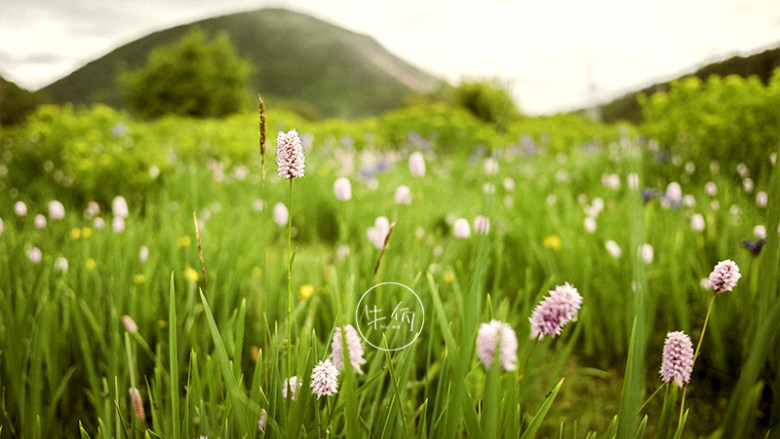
[287,179,294,380]
[680,294,717,424]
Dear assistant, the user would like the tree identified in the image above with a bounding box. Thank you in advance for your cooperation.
[452,80,521,130]
[123,28,251,118]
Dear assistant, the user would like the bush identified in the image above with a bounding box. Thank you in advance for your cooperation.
[122,28,251,119]
[639,70,780,180]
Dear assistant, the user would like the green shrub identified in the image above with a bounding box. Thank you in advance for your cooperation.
[639,70,780,180]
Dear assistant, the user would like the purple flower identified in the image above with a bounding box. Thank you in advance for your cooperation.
[330,325,366,374]
[258,409,267,430]
[476,320,518,371]
[409,152,426,177]
[529,283,583,339]
[709,259,741,294]
[310,359,339,399]
[659,331,694,388]
[276,129,305,179]
[453,218,471,239]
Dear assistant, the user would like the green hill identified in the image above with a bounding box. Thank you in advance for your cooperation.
[594,47,780,123]
[40,8,442,119]
[1,75,50,126]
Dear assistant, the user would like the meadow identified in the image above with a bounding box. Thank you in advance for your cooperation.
[1,75,779,438]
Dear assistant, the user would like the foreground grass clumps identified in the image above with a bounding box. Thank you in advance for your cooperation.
[0,99,778,438]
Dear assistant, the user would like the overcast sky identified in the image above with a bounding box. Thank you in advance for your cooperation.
[1,0,778,114]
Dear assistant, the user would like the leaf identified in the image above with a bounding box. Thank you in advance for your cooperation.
[519,378,564,439]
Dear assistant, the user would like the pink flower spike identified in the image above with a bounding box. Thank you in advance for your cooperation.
[122,315,138,333]
[529,283,583,339]
[709,259,741,294]
[659,331,694,388]
[128,387,145,420]
[330,325,366,374]
[476,320,518,371]
[409,151,426,177]
[283,376,300,400]
[311,359,340,399]
[276,129,305,179]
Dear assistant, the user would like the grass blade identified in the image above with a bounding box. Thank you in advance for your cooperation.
[520,378,564,439]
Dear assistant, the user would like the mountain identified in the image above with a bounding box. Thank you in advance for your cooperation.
[1,75,50,126]
[593,47,780,124]
[40,8,442,119]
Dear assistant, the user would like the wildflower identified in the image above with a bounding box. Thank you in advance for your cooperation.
[310,359,340,399]
[473,215,490,234]
[299,284,314,300]
[409,151,426,177]
[330,325,366,374]
[258,409,267,430]
[659,331,694,388]
[709,260,741,294]
[394,185,412,205]
[184,267,199,283]
[283,376,300,400]
[743,178,754,194]
[602,173,620,190]
[584,216,596,233]
[252,199,265,212]
[453,218,471,239]
[543,234,561,251]
[367,216,390,249]
[0,217,3,236]
[94,217,105,229]
[482,183,495,194]
[14,201,27,216]
[704,181,717,196]
[133,274,146,284]
[737,163,749,178]
[639,243,654,264]
[684,161,696,174]
[484,157,499,175]
[691,214,705,232]
[28,247,42,264]
[337,244,350,260]
[333,177,352,201]
[476,320,518,371]
[85,201,101,219]
[122,315,138,333]
[700,277,712,290]
[664,182,682,207]
[176,236,191,247]
[756,191,768,208]
[70,228,81,240]
[742,239,766,256]
[48,200,65,220]
[273,203,289,227]
[605,240,621,259]
[754,225,767,240]
[82,227,92,238]
[112,196,129,218]
[682,195,696,207]
[529,283,583,339]
[139,246,149,263]
[627,173,639,190]
[276,129,305,179]
[54,257,69,272]
[129,387,145,420]
[85,258,96,271]
[34,214,47,229]
[111,216,124,234]
[503,177,515,191]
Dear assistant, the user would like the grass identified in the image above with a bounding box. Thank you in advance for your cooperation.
[0,108,778,438]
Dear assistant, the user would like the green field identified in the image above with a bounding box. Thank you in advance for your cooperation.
[1,76,779,438]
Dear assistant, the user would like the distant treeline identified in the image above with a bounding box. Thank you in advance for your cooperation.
[595,47,780,124]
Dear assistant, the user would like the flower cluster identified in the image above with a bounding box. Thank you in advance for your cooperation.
[276,129,305,179]
[310,359,339,399]
[659,331,694,388]
[709,259,741,294]
[529,283,583,339]
[331,325,366,374]
[476,320,518,371]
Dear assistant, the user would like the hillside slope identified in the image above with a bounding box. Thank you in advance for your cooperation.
[41,8,442,119]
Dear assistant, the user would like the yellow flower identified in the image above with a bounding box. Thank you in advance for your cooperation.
[543,234,561,251]
[81,227,93,238]
[70,228,81,240]
[252,266,263,278]
[443,272,454,284]
[133,274,146,284]
[177,236,191,248]
[85,258,96,271]
[184,267,199,283]
[299,284,314,300]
